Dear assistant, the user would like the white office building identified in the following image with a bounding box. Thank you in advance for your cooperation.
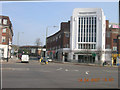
[69,8,106,64]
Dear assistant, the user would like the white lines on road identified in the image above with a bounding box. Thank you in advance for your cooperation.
[56,68,79,72]
[103,70,118,73]
[65,69,69,72]
[2,68,30,71]
[56,68,63,71]
[85,71,90,75]
[12,68,30,71]
[74,70,79,72]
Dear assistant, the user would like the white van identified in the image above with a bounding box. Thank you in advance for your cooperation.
[21,55,29,63]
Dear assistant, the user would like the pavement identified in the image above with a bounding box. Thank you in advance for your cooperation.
[52,60,118,68]
[1,56,118,68]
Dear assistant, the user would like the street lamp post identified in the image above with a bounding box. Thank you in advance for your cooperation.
[6,27,10,62]
[45,26,58,59]
[17,32,24,59]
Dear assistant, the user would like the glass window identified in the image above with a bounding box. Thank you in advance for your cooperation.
[3,19,7,25]
[84,17,85,25]
[2,28,6,33]
[89,17,91,24]
[79,18,80,24]
[94,44,96,49]
[2,36,6,42]
[87,17,88,25]
[89,44,91,49]
[92,17,94,25]
[65,33,69,37]
[106,45,110,49]
[81,35,82,42]
[113,39,117,43]
[107,32,110,37]
[73,55,76,60]
[78,37,80,42]
[78,44,80,49]
[81,17,83,25]
[0,19,2,24]
[94,36,96,42]
[86,37,88,42]
[92,36,93,42]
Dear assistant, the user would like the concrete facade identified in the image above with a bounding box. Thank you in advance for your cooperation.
[69,8,106,64]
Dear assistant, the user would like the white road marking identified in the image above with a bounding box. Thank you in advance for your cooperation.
[12,68,30,71]
[74,70,79,72]
[65,69,69,71]
[2,68,29,71]
[103,70,118,73]
[56,68,62,71]
[42,71,51,72]
[85,71,89,75]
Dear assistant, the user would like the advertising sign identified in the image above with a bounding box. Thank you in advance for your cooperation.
[112,25,119,28]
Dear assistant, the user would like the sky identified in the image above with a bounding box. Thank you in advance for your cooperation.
[0,1,119,46]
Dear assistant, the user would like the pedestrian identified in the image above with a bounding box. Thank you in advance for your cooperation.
[37,56,40,61]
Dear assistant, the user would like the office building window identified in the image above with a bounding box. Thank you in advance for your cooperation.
[65,33,69,37]
[107,32,110,37]
[78,16,96,43]
[73,55,76,60]
[2,36,6,42]
[78,44,96,49]
[2,28,6,33]
[113,39,117,43]
[106,45,110,49]
[0,19,2,24]
[3,19,7,25]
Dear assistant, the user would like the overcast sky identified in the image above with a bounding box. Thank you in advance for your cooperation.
[0,1,119,46]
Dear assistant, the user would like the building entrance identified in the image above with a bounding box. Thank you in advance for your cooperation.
[78,55,95,63]
[65,53,68,62]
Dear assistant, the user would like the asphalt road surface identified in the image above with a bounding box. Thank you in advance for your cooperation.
[0,59,119,89]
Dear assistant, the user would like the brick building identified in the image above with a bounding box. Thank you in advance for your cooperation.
[0,15,13,59]
[106,20,120,65]
[47,21,70,61]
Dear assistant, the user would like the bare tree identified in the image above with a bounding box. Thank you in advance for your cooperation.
[35,38,42,46]
[34,38,43,57]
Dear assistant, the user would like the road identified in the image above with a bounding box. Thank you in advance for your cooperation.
[0,58,119,89]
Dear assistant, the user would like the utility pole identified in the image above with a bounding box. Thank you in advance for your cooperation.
[17,32,24,59]
[45,26,58,59]
[7,28,9,62]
